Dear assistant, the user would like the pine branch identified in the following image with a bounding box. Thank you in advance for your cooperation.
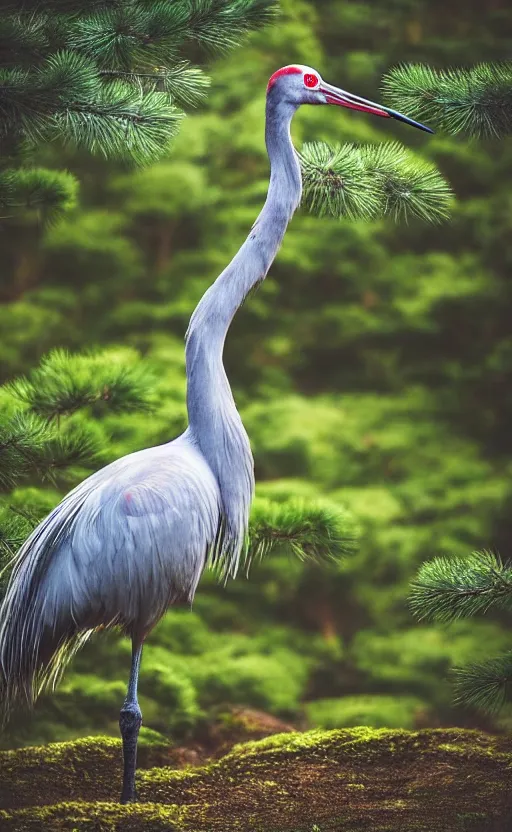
[0,13,53,67]
[361,143,452,224]
[35,425,101,483]
[0,412,55,490]
[8,349,155,420]
[0,51,182,163]
[67,1,277,67]
[299,142,381,221]
[410,550,512,623]
[453,654,512,712]
[299,141,452,224]
[0,505,35,564]
[99,62,210,108]
[247,497,358,566]
[0,167,78,220]
[55,81,183,163]
[67,4,190,70]
[0,51,100,141]
[184,0,278,54]
[0,409,99,490]
[382,63,512,138]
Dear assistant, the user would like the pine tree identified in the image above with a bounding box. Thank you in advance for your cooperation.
[387,60,512,713]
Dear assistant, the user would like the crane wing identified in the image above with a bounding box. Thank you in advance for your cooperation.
[40,437,221,630]
[0,437,220,668]
[0,436,221,708]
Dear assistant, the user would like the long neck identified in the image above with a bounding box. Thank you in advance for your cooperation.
[183,94,301,576]
[185,95,301,436]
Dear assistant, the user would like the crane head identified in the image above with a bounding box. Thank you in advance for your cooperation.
[267,65,433,134]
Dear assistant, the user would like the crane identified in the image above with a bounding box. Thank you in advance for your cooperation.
[0,65,432,803]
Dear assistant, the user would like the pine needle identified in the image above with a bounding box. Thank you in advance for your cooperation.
[8,348,155,420]
[36,426,101,482]
[453,654,512,712]
[0,507,35,567]
[360,142,453,224]
[186,0,278,54]
[410,550,512,623]
[0,168,78,220]
[55,82,183,164]
[382,63,512,138]
[299,142,381,221]
[99,62,211,108]
[0,412,55,489]
[247,497,358,567]
[300,141,452,223]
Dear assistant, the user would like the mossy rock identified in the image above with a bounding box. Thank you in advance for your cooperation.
[2,728,512,831]
[203,705,296,756]
[0,735,177,810]
[138,727,512,831]
[0,711,294,811]
[0,801,184,831]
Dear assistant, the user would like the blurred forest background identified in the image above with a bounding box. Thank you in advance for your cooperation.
[1,0,512,748]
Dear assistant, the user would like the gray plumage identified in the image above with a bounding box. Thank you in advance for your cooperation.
[0,65,430,802]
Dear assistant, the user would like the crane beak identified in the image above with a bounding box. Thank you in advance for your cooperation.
[320,81,434,134]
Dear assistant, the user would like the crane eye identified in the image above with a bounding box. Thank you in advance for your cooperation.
[304,73,319,89]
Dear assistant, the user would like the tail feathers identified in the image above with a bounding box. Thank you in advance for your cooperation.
[0,602,92,721]
[0,482,97,719]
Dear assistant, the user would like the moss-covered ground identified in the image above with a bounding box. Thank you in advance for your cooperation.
[1,727,511,831]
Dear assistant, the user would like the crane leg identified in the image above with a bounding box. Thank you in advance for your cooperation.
[119,640,143,804]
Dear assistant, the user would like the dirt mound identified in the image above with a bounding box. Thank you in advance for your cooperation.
[1,727,511,831]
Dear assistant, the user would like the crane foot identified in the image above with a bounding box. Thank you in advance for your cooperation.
[119,703,142,803]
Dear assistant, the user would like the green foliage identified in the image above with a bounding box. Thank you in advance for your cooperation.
[0,505,33,564]
[300,141,452,222]
[305,694,429,729]
[299,142,381,220]
[0,168,77,222]
[189,644,309,715]
[359,143,452,223]
[383,63,512,138]
[248,496,358,564]
[55,78,184,165]
[411,551,512,623]
[0,0,277,219]
[101,62,211,109]
[411,551,512,711]
[453,654,512,712]
[352,622,511,715]
[8,348,155,420]
[0,347,161,585]
[64,0,278,64]
[0,412,56,489]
